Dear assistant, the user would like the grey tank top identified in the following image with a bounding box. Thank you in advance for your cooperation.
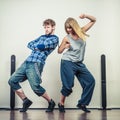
[62,34,86,62]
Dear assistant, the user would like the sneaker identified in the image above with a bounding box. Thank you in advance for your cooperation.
[77,104,91,113]
[58,103,65,112]
[20,99,33,112]
[46,99,56,112]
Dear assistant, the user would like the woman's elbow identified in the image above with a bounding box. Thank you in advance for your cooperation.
[93,17,96,23]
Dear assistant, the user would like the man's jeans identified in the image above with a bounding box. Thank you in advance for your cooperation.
[8,61,46,96]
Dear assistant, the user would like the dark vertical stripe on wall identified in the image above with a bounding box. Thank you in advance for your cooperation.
[10,55,16,110]
[101,54,107,109]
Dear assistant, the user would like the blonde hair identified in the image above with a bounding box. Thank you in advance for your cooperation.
[65,17,89,41]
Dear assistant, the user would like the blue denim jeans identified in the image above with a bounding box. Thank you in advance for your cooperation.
[60,60,95,105]
[8,61,46,96]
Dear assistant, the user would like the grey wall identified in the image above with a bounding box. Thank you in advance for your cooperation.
[0,0,120,108]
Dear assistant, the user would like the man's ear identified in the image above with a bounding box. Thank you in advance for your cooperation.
[52,26,55,30]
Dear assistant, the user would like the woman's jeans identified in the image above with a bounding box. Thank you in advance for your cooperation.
[60,60,95,105]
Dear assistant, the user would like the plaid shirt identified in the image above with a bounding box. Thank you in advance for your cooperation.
[26,34,59,64]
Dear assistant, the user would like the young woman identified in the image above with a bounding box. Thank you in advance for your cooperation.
[58,14,96,113]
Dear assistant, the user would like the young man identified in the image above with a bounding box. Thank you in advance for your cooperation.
[58,14,96,113]
[8,19,59,112]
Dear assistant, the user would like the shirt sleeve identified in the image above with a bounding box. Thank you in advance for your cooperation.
[37,44,45,50]
[44,36,59,50]
[27,36,41,50]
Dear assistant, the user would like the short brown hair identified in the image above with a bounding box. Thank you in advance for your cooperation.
[43,19,56,26]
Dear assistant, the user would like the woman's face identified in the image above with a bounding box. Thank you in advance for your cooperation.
[66,26,73,34]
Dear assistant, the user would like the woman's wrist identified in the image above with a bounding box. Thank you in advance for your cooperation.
[85,14,96,22]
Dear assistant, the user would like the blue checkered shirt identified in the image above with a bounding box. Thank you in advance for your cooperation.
[26,34,59,64]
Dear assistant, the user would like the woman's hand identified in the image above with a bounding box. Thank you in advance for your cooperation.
[65,41,70,49]
[79,14,86,19]
[58,37,70,54]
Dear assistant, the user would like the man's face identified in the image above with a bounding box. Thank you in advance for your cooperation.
[44,24,55,35]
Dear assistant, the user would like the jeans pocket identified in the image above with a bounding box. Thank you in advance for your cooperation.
[34,63,44,83]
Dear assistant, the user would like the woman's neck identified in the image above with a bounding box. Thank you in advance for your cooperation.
[69,33,79,40]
